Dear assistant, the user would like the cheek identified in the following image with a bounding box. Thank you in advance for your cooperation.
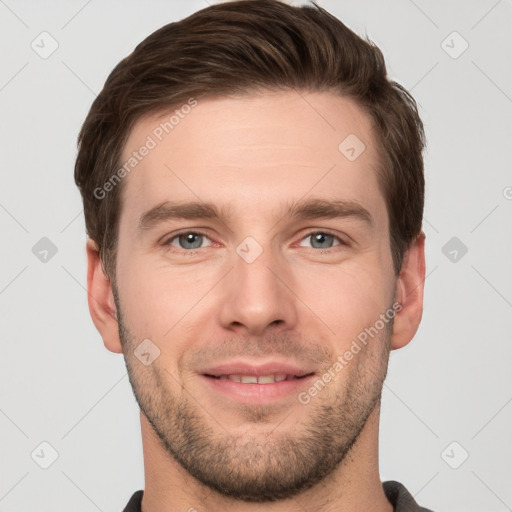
[117,268,172,338]
[299,260,391,342]
[118,261,216,343]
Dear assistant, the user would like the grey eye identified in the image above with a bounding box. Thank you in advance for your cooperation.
[168,232,208,250]
[308,232,337,249]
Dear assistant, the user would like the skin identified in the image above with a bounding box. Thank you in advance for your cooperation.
[86,90,425,512]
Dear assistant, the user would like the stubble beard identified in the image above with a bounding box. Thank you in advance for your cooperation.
[115,298,392,503]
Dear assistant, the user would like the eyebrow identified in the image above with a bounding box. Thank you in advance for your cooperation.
[137,197,374,231]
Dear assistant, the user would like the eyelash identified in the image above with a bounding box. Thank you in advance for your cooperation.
[162,229,348,255]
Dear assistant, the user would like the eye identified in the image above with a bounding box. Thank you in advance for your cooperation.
[164,231,212,251]
[162,229,348,255]
[298,231,345,251]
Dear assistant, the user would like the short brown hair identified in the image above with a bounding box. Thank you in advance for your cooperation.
[74,0,425,280]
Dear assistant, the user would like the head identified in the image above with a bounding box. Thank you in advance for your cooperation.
[76,0,426,503]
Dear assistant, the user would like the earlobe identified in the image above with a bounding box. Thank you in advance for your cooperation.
[390,232,426,350]
[86,238,123,354]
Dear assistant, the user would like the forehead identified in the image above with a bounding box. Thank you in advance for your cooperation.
[118,90,385,225]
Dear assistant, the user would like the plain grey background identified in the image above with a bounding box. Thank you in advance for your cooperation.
[0,1,511,511]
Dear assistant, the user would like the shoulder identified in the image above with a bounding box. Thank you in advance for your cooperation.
[382,480,435,512]
[122,490,143,512]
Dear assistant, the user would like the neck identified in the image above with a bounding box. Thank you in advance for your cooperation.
[139,402,393,512]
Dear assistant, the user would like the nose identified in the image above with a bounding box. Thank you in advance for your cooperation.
[217,243,299,337]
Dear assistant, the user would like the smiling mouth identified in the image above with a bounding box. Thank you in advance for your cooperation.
[204,373,314,384]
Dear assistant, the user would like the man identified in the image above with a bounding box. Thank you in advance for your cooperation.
[74,1,433,510]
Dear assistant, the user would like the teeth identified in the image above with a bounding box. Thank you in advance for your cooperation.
[258,375,276,384]
[225,374,291,384]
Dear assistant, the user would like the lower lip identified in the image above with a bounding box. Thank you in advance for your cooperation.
[199,374,316,403]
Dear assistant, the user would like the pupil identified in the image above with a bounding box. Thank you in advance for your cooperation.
[181,233,201,249]
[313,233,331,248]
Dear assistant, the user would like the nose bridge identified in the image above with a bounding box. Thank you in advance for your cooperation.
[217,236,298,335]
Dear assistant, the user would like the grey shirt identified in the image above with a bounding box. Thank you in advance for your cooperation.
[382,480,434,511]
[122,480,435,511]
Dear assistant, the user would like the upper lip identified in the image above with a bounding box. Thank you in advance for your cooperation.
[200,360,316,378]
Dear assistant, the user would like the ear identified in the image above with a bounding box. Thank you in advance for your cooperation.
[391,231,426,350]
[86,238,123,354]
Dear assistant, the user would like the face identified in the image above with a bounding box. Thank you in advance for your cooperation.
[113,90,398,502]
